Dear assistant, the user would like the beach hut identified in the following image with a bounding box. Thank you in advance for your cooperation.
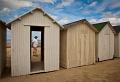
[60,19,97,68]
[0,21,6,77]
[93,22,116,61]
[113,25,120,57]
[7,8,62,76]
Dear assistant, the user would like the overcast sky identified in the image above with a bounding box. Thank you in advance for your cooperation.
[0,0,120,40]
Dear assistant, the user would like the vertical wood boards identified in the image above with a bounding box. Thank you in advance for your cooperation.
[114,35,119,57]
[60,30,68,68]
[61,22,96,68]
[109,27,114,59]
[97,24,114,61]
[118,33,120,57]
[44,26,59,72]
[11,23,30,76]
[0,25,2,77]
[114,33,120,57]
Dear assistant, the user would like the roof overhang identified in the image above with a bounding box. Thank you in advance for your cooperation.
[6,7,63,29]
[63,19,98,32]
[107,22,116,34]
[0,20,7,28]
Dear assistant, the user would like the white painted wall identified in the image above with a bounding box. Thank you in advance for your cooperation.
[114,32,120,57]
[97,24,114,61]
[61,22,96,68]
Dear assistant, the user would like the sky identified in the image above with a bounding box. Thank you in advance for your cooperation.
[32,31,41,40]
[0,0,120,40]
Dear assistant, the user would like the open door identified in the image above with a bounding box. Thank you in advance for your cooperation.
[30,26,44,73]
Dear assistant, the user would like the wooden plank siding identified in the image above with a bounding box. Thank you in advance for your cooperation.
[118,33,120,57]
[11,9,60,76]
[114,33,120,57]
[97,24,114,61]
[60,30,68,68]
[0,22,6,77]
[11,23,30,76]
[60,22,96,68]
[0,25,1,77]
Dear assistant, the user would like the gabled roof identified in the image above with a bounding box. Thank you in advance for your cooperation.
[93,21,116,34]
[63,19,98,32]
[93,22,108,31]
[112,25,120,34]
[7,7,63,28]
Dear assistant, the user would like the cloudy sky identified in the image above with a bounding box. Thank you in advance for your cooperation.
[0,0,120,25]
[0,0,120,40]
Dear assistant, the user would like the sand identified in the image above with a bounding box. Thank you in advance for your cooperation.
[0,58,120,82]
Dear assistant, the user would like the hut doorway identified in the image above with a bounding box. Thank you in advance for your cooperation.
[30,26,44,73]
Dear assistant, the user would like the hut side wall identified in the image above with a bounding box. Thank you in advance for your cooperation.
[95,33,99,61]
[62,23,95,68]
[11,10,60,76]
[97,24,114,61]
[118,33,120,57]
[0,23,6,77]
[114,35,119,57]
[60,30,68,68]
[115,32,120,57]
[0,24,2,77]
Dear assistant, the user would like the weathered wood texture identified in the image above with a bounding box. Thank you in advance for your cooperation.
[118,33,120,57]
[0,22,6,77]
[96,24,114,61]
[60,30,67,68]
[114,33,120,57]
[11,9,60,76]
[60,22,96,68]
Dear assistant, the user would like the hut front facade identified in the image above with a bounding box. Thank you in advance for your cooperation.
[0,21,6,77]
[93,22,115,61]
[7,8,61,76]
[113,26,120,57]
[60,19,97,68]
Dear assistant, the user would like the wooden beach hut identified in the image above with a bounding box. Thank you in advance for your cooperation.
[0,21,6,77]
[93,22,116,61]
[60,19,97,68]
[6,8,62,76]
[113,25,120,57]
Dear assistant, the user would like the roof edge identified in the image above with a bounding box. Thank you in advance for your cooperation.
[63,19,98,32]
[107,22,116,34]
[6,7,63,28]
[94,21,116,34]
[0,20,6,27]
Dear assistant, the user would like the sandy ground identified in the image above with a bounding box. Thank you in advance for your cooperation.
[1,58,120,82]
[6,48,11,67]
[31,47,41,62]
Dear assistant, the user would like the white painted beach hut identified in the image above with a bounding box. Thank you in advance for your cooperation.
[93,22,116,61]
[6,8,62,76]
[113,26,120,57]
[60,19,97,68]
